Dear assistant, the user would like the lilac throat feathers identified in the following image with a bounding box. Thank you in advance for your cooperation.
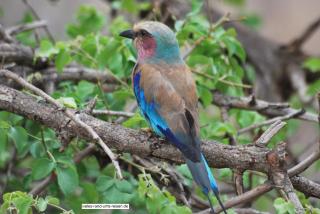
[137,36,156,62]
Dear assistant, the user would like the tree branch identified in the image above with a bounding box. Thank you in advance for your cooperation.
[6,20,48,35]
[1,84,319,199]
[212,91,318,123]
[196,182,273,214]
[22,0,55,43]
[287,16,320,51]
[0,69,122,179]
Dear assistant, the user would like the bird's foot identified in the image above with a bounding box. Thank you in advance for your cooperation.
[140,127,155,138]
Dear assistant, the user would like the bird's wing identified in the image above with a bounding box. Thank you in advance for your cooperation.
[133,62,201,162]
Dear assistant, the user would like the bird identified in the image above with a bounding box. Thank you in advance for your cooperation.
[120,21,227,214]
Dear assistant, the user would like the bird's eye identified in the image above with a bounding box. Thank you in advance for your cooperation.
[140,30,149,37]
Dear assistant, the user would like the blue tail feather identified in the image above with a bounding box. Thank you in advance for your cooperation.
[185,154,227,214]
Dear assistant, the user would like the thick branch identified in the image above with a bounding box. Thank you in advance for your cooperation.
[291,175,320,198]
[0,84,271,172]
[0,43,34,66]
[1,85,319,199]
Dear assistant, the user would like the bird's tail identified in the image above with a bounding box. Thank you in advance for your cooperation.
[185,154,227,214]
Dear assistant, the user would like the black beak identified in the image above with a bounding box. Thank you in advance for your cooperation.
[119,30,135,39]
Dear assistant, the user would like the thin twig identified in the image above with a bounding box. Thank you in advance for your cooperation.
[192,69,252,89]
[0,69,122,179]
[22,0,55,43]
[93,109,134,118]
[288,16,320,51]
[6,20,48,35]
[288,94,320,176]
[238,110,304,135]
[0,24,14,43]
[196,182,273,214]
[288,146,320,177]
[255,120,286,146]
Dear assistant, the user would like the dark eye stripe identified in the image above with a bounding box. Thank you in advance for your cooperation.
[139,29,150,37]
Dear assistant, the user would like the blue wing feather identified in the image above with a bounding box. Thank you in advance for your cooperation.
[133,71,191,153]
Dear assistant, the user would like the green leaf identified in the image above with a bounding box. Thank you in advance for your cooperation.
[211,121,237,137]
[56,97,78,109]
[8,126,28,155]
[0,120,10,129]
[0,130,9,168]
[31,158,55,180]
[307,79,320,96]
[66,5,106,38]
[123,113,147,128]
[12,195,33,214]
[101,186,134,204]
[303,57,320,72]
[0,202,10,214]
[81,182,99,203]
[176,164,193,187]
[55,49,72,72]
[29,141,45,158]
[56,164,79,195]
[35,197,48,212]
[46,196,60,206]
[115,179,134,193]
[198,87,213,107]
[36,40,59,58]
[96,175,115,192]
[76,81,95,100]
[273,197,295,214]
[121,0,138,14]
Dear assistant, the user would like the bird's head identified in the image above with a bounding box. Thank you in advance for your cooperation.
[119,21,182,64]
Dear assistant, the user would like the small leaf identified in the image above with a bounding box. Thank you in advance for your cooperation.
[66,5,105,38]
[35,197,48,212]
[307,79,320,96]
[29,141,45,158]
[46,196,60,206]
[36,40,59,58]
[56,164,79,195]
[55,49,72,72]
[101,186,134,204]
[273,197,295,214]
[8,126,28,155]
[96,175,115,192]
[56,97,78,109]
[31,158,55,180]
[303,57,320,72]
[198,87,213,107]
[12,196,33,214]
[123,113,147,128]
[0,121,10,129]
[115,179,134,193]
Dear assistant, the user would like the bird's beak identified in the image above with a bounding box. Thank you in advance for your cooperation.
[119,30,135,39]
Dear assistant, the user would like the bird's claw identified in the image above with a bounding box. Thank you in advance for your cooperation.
[141,127,155,138]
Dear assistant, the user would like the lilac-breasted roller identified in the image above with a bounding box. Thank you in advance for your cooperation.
[120,21,226,214]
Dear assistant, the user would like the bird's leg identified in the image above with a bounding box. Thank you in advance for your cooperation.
[207,194,216,214]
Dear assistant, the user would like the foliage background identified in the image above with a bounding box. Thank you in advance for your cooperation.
[0,0,319,213]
